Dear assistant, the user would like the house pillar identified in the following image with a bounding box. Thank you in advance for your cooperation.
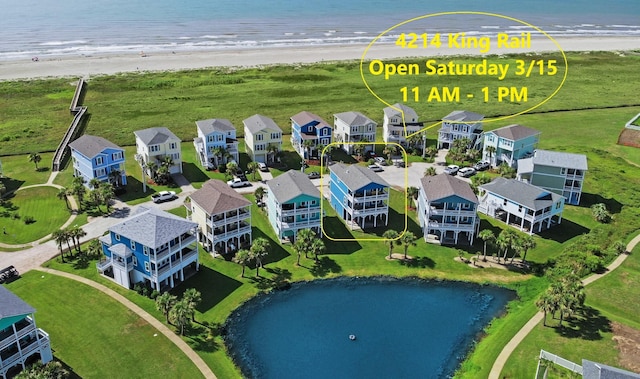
[170,275,174,288]
[520,216,525,231]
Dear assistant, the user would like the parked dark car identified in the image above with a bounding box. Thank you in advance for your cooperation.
[308,171,321,179]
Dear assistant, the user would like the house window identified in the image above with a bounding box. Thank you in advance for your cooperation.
[130,240,136,250]
[351,126,358,133]
[115,234,120,241]
[301,214,306,220]
[150,145,160,152]
[271,133,280,140]
[96,156,104,165]
[144,261,150,272]
[367,125,374,132]
[207,135,214,142]
[311,200,317,205]
[216,135,223,142]
[256,134,263,141]
[112,152,123,161]
[133,256,137,266]
[143,246,149,256]
[518,205,523,212]
[95,168,106,177]
[561,168,567,175]
[169,142,177,150]
[255,144,265,151]
[462,203,470,209]
[503,199,507,206]
[172,153,180,160]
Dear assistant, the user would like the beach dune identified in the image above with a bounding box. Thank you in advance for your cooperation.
[0,36,639,81]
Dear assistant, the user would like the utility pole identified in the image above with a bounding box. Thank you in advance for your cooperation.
[134,154,147,193]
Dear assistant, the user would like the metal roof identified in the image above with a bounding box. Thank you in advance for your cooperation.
[189,179,251,215]
[69,134,122,159]
[419,173,478,203]
[243,114,283,135]
[489,124,540,141]
[134,127,180,145]
[0,286,35,320]
[442,110,484,123]
[267,170,320,204]
[334,111,376,126]
[330,163,389,191]
[480,177,564,210]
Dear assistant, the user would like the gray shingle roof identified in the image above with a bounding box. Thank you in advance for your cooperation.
[196,118,235,135]
[582,359,640,379]
[442,110,484,123]
[480,177,564,210]
[383,103,418,119]
[334,111,376,126]
[529,149,588,170]
[268,170,320,204]
[189,179,251,215]
[109,206,197,249]
[420,173,478,203]
[330,163,389,191]
[0,286,35,319]
[489,124,540,141]
[69,135,122,159]
[243,114,283,135]
[290,111,330,128]
[134,127,180,145]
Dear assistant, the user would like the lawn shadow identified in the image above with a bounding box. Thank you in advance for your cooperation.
[252,228,290,265]
[174,265,242,313]
[321,216,362,255]
[0,177,26,193]
[117,176,157,203]
[553,306,612,340]
[538,218,589,243]
[182,161,210,186]
[398,255,435,268]
[579,192,623,214]
[185,323,220,353]
[309,256,342,277]
[250,267,292,291]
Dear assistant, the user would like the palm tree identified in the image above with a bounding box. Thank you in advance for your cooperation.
[294,228,316,261]
[232,249,251,277]
[353,143,365,161]
[254,187,266,204]
[536,292,557,327]
[52,229,68,263]
[211,146,225,167]
[423,167,436,177]
[302,140,314,160]
[226,161,239,176]
[425,146,438,159]
[87,239,102,259]
[170,299,191,335]
[406,186,419,204]
[247,161,259,181]
[100,182,115,213]
[310,238,325,262]
[155,292,177,324]
[147,161,159,181]
[400,231,417,260]
[71,177,86,211]
[497,229,518,263]
[382,229,400,259]
[89,189,102,211]
[478,229,495,262]
[250,237,270,276]
[182,288,201,322]
[28,152,42,170]
[57,187,70,210]
[517,234,536,263]
[485,145,496,167]
[266,143,279,164]
[108,168,122,187]
[68,225,86,254]
[88,178,102,190]
[383,145,394,161]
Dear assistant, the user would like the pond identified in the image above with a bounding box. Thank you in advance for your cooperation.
[224,277,515,378]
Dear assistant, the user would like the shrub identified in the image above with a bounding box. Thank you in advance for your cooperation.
[23,215,35,224]
[218,163,227,173]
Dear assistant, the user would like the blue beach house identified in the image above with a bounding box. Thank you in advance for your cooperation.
[69,134,127,188]
[329,163,389,230]
[0,286,53,379]
[194,118,239,169]
[266,170,322,241]
[290,111,332,160]
[482,124,540,168]
[97,206,200,291]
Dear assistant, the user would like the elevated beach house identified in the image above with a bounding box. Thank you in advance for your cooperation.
[437,110,484,149]
[97,206,199,291]
[0,286,53,379]
[290,111,332,160]
[517,149,588,205]
[382,103,424,146]
[333,111,376,155]
[134,127,183,174]
[194,118,239,169]
[243,114,283,164]
[69,134,127,188]
[329,163,389,230]
[266,170,322,241]
[482,124,540,168]
[478,177,565,234]
[417,173,479,245]
[185,179,252,255]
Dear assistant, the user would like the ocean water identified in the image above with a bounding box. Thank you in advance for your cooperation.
[224,277,515,378]
[1,0,639,60]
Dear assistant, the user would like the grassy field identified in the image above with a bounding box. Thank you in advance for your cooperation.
[3,51,640,377]
[4,271,203,378]
[0,186,70,244]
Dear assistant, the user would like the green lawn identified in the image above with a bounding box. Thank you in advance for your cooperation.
[1,152,55,192]
[0,186,70,245]
[4,271,203,378]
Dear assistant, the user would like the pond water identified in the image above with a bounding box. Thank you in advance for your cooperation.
[224,277,515,379]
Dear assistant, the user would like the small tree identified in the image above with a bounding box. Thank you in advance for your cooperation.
[247,161,259,181]
[400,231,417,260]
[254,187,266,204]
[28,152,42,171]
[382,230,400,259]
[57,187,70,210]
[183,288,202,322]
[310,238,325,262]
[100,182,115,213]
[16,360,69,379]
[155,292,177,324]
[251,238,270,276]
[232,249,251,277]
[591,203,611,223]
[293,228,315,265]
[478,229,495,262]
[52,229,68,263]
[423,167,436,177]
[170,299,191,335]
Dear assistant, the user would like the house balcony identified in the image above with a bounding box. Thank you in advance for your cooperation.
[563,185,582,192]
[352,191,389,203]
[208,224,251,242]
[427,220,476,231]
[151,234,197,262]
[429,207,477,217]
[278,218,321,230]
[96,258,113,272]
[0,328,49,368]
[280,205,321,217]
[207,210,250,228]
[352,206,388,217]
[153,248,198,279]
[0,317,36,351]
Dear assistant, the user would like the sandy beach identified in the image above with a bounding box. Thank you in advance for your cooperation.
[0,36,639,81]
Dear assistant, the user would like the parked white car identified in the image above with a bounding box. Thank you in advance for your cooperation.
[444,165,459,175]
[227,178,251,188]
[151,191,177,203]
[458,167,476,177]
